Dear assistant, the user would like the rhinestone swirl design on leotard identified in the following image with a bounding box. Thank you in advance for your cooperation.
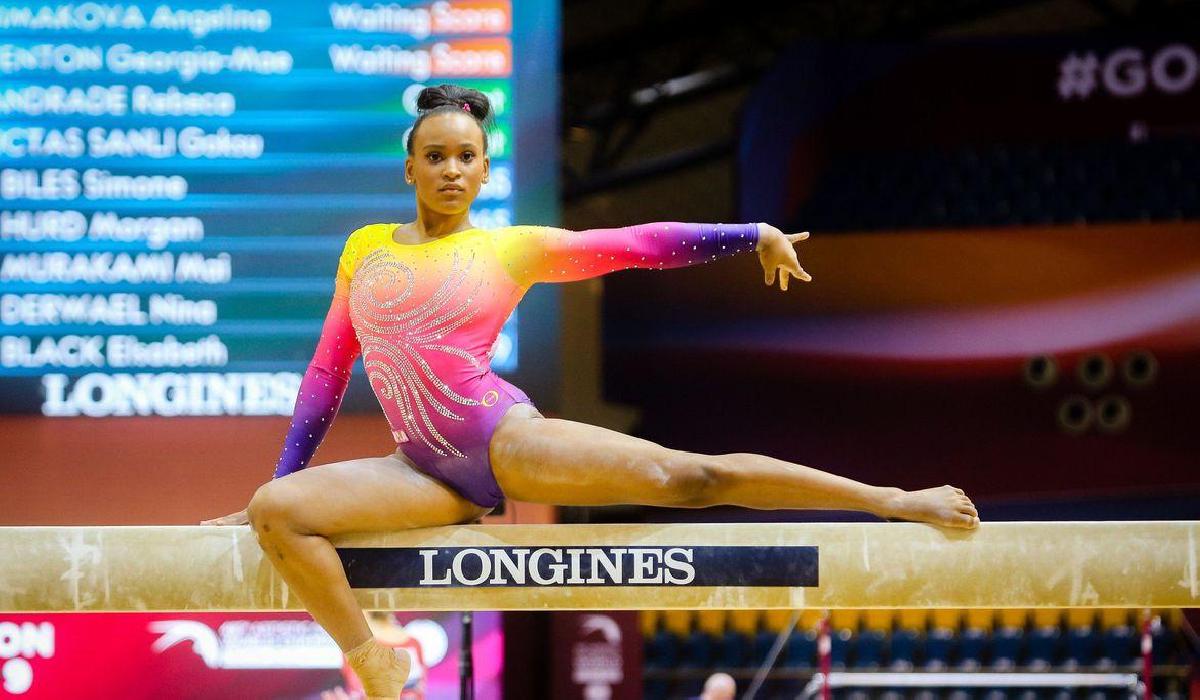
[272,222,761,482]
[349,247,485,458]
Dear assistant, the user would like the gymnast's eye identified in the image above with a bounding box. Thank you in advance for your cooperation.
[462,151,475,162]
[427,152,442,162]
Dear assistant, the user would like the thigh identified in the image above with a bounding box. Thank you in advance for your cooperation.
[259,452,489,536]
[489,408,701,507]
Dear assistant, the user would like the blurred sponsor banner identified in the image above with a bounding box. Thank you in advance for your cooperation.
[0,611,501,699]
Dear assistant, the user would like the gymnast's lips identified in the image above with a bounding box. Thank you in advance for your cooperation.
[439,185,465,193]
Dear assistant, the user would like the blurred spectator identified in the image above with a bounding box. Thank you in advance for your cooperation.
[698,671,736,700]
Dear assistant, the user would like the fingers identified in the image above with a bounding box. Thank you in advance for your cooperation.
[201,515,237,526]
[766,262,812,289]
[786,231,810,243]
[769,265,813,290]
[785,260,812,285]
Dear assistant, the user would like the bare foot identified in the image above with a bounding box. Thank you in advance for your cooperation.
[885,485,979,529]
[344,637,411,699]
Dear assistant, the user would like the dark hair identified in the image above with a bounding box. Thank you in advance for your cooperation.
[406,84,491,155]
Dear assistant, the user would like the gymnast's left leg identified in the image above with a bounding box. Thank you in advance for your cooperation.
[490,405,978,528]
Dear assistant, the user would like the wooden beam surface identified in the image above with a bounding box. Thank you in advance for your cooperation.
[0,522,1196,612]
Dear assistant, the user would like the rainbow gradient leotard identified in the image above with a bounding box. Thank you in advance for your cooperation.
[273,221,760,507]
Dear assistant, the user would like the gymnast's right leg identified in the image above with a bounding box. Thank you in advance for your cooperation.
[244,453,488,699]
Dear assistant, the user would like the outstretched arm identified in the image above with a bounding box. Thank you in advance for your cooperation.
[272,283,361,478]
[492,222,758,286]
[493,221,810,289]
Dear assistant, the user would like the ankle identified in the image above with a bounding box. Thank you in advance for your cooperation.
[344,635,375,656]
[343,633,388,672]
[874,487,906,519]
[343,637,410,696]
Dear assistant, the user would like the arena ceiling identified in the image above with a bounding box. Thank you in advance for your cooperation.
[557,0,1197,223]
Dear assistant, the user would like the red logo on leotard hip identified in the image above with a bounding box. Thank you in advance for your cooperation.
[481,390,499,407]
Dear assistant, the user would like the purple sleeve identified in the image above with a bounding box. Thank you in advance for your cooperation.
[272,283,361,479]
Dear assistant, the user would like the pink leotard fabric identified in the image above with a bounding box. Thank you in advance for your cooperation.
[273,222,760,507]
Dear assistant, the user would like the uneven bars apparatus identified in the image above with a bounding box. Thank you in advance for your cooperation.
[1,521,1197,612]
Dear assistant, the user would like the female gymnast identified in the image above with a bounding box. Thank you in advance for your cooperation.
[202,84,978,698]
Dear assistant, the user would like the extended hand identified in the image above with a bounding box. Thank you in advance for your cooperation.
[201,508,249,526]
[755,223,811,291]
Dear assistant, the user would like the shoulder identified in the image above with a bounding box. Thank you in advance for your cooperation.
[337,223,390,273]
[486,224,556,234]
[485,225,556,244]
[485,225,555,258]
[346,222,392,246]
[346,222,397,250]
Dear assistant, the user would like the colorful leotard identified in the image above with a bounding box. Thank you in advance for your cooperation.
[273,222,760,507]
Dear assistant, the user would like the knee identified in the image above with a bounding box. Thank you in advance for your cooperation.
[660,453,726,508]
[247,481,297,538]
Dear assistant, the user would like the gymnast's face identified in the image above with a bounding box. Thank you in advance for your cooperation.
[405,112,490,217]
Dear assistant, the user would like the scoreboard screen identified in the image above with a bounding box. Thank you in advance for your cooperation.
[0,0,560,417]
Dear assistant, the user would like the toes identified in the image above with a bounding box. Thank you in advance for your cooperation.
[943,512,979,529]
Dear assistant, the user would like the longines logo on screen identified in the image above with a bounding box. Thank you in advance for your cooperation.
[337,545,819,589]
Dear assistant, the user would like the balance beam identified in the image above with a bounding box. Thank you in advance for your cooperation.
[0,522,1196,612]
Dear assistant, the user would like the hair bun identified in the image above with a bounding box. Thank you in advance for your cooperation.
[405,83,493,155]
[416,84,491,121]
